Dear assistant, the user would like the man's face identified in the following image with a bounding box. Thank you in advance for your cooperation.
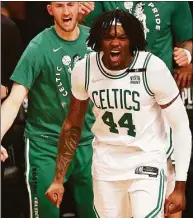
[101,25,131,70]
[47,2,79,32]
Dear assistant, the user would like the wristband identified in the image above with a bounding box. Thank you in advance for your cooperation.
[183,49,192,64]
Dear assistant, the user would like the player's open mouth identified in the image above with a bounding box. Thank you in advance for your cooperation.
[63,18,72,24]
[110,51,120,62]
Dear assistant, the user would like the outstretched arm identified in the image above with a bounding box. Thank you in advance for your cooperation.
[46,95,89,207]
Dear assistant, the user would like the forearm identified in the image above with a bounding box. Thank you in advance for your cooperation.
[174,181,186,191]
[172,124,191,181]
[1,96,23,140]
[53,95,89,183]
[162,96,192,181]
[54,122,82,184]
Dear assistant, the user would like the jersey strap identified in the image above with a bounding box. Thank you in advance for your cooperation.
[85,54,91,92]
[142,53,154,96]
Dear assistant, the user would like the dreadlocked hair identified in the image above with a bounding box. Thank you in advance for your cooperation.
[87,9,147,55]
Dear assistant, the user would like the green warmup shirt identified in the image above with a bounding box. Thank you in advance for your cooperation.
[84,1,193,72]
[11,25,94,145]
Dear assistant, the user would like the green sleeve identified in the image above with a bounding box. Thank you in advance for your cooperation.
[83,2,103,27]
[171,2,193,42]
[10,41,43,89]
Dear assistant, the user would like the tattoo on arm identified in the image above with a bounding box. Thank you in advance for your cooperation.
[55,126,81,183]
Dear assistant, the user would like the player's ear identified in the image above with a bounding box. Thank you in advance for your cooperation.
[47,4,53,16]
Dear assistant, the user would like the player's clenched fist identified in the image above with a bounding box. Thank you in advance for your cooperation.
[45,181,64,208]
[164,186,186,216]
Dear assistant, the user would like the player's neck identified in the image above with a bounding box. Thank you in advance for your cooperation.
[55,24,80,41]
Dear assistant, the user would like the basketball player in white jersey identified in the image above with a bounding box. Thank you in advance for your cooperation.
[46,10,192,218]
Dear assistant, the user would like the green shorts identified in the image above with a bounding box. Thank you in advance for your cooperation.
[25,137,96,218]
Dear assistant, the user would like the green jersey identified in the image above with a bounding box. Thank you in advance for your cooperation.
[84,2,192,72]
[11,25,94,145]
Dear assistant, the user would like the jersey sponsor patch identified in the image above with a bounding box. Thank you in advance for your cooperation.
[126,68,146,85]
[135,166,159,178]
[130,74,141,84]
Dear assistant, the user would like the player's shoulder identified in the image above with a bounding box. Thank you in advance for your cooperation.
[138,51,150,59]
[29,26,55,49]
[73,54,87,70]
[138,51,164,65]
[137,51,168,76]
[88,51,97,60]
[74,51,96,69]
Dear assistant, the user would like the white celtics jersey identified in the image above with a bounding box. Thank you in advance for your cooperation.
[72,51,179,180]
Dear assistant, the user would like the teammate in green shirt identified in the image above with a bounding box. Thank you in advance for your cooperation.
[82,1,192,77]
[1,2,96,218]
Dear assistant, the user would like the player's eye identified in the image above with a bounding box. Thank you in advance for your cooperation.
[118,35,127,40]
[104,35,114,40]
[55,4,63,8]
[67,2,75,7]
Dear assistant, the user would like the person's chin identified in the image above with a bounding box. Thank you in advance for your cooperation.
[61,23,75,32]
[109,63,121,70]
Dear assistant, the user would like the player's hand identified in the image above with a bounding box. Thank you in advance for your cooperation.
[174,63,192,92]
[164,182,186,216]
[1,145,8,162]
[45,181,64,208]
[78,2,95,23]
[173,47,190,67]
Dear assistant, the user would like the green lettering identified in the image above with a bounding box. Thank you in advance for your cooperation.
[124,90,132,110]
[99,90,107,109]
[92,91,101,109]
[112,89,118,109]
[106,89,114,109]
[120,89,123,109]
[132,91,140,111]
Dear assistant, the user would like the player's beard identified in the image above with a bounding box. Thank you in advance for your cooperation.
[55,18,78,33]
